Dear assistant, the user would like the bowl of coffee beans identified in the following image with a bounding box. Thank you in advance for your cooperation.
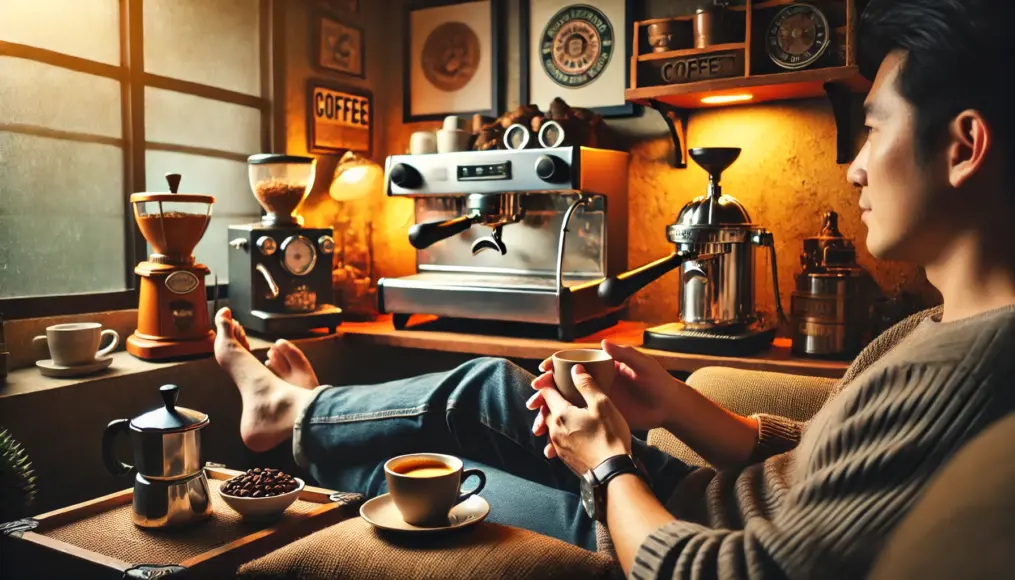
[218,468,304,518]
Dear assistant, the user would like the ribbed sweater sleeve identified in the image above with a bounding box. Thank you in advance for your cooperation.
[748,414,803,463]
[630,360,999,580]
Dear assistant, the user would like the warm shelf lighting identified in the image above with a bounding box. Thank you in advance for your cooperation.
[701,94,754,105]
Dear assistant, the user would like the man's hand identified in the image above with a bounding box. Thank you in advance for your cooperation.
[531,340,680,431]
[527,363,632,475]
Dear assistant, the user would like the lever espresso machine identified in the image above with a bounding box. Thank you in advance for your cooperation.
[379,146,630,341]
[598,147,785,356]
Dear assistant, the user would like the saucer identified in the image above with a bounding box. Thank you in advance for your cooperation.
[360,494,489,533]
[36,356,113,378]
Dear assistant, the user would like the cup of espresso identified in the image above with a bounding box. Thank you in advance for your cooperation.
[384,453,486,526]
[551,349,617,407]
[33,322,119,367]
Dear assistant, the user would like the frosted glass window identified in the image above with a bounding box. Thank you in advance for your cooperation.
[144,0,260,96]
[0,58,122,138]
[145,150,261,284]
[0,133,125,298]
[145,88,260,154]
[0,0,120,65]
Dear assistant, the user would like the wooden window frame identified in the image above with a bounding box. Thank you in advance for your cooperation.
[0,0,282,320]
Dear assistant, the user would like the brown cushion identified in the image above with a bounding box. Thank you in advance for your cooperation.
[238,517,623,580]
[867,411,1015,580]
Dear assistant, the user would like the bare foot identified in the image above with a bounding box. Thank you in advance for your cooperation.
[214,308,312,452]
[266,339,319,390]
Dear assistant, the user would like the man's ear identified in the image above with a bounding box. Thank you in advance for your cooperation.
[948,110,992,188]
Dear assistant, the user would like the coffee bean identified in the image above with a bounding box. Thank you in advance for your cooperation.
[222,467,300,498]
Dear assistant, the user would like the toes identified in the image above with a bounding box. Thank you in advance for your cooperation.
[276,340,314,372]
[235,321,250,351]
[266,345,292,377]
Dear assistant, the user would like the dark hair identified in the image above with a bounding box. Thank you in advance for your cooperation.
[858,0,1014,167]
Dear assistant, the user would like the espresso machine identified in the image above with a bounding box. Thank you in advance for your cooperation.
[127,174,216,361]
[791,210,862,358]
[227,154,342,336]
[599,147,785,356]
[379,146,629,341]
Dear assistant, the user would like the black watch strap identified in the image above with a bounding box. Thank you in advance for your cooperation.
[592,454,641,487]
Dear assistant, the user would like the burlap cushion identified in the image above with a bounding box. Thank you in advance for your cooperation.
[648,367,837,467]
[238,517,622,579]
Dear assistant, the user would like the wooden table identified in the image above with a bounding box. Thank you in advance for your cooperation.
[335,316,850,379]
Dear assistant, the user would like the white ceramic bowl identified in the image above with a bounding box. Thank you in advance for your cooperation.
[218,477,305,519]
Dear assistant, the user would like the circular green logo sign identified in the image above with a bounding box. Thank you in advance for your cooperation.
[540,4,615,88]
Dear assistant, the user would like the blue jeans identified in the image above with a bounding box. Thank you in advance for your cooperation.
[293,358,692,551]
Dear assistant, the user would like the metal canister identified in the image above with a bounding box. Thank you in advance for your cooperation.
[791,211,862,358]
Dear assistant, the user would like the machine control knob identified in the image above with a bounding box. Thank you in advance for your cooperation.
[535,155,569,183]
[229,238,248,251]
[390,163,422,189]
[318,235,335,254]
[256,236,277,256]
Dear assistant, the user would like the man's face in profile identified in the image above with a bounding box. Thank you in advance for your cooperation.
[848,52,953,263]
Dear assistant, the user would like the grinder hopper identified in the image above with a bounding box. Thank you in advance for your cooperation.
[248,154,317,226]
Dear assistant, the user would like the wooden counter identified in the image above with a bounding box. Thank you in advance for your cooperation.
[336,316,850,379]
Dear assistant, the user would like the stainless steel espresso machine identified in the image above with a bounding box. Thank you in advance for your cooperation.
[378,146,629,341]
[598,147,785,356]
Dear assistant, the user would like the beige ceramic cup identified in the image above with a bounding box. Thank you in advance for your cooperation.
[384,453,486,526]
[551,349,617,407]
[33,322,119,367]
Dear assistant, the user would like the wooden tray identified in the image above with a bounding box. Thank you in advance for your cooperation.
[0,467,364,579]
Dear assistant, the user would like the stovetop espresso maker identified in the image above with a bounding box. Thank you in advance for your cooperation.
[102,384,213,528]
[598,147,785,356]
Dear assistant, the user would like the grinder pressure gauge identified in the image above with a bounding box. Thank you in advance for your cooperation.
[280,235,317,276]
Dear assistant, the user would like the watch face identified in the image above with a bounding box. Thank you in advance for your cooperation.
[281,235,317,276]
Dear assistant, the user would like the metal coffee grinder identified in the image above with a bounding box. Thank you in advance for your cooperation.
[791,210,862,358]
[227,154,342,336]
[598,147,785,356]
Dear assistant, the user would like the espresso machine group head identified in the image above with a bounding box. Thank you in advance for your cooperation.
[379,146,630,341]
[598,147,786,356]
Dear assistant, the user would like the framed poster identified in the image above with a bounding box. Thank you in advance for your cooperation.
[314,12,365,78]
[403,0,504,123]
[308,80,372,157]
[520,0,639,118]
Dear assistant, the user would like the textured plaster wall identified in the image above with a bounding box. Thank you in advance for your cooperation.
[292,0,939,334]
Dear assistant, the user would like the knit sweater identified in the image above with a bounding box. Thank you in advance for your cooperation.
[632,304,1015,580]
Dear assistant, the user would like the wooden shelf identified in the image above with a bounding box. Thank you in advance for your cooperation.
[335,315,850,379]
[730,0,847,11]
[638,43,747,62]
[629,0,863,168]
[627,65,868,109]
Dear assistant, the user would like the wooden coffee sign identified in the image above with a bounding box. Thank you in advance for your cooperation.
[638,49,745,88]
[308,81,372,156]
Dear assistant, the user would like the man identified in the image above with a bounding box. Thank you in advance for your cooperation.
[213,0,1015,577]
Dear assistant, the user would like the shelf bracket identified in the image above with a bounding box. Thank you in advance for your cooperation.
[824,82,853,164]
[649,100,689,168]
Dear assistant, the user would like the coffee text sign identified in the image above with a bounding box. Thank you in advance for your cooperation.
[308,82,372,155]
[638,49,745,87]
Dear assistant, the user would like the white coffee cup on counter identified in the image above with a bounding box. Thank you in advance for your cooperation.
[34,322,119,367]
[410,131,437,155]
[436,116,472,153]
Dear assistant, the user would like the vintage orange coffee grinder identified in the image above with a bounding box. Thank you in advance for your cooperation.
[126,173,216,360]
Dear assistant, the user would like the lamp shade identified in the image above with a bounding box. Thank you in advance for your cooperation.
[329,151,383,202]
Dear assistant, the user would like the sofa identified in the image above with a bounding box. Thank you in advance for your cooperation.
[236,366,1015,580]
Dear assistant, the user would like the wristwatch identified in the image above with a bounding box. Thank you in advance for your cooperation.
[579,454,648,522]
